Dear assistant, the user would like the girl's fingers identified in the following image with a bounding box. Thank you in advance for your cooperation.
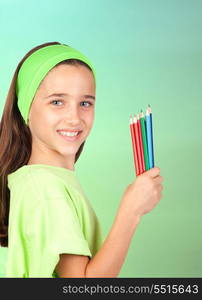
[153,176,164,184]
[146,167,161,178]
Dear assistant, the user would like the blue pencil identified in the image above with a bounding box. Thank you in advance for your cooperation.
[145,105,154,168]
[148,105,154,167]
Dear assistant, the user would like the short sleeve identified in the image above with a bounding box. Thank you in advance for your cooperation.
[20,170,92,277]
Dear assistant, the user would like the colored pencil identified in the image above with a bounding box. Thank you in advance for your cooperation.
[129,105,155,174]
[145,105,154,168]
[137,114,145,173]
[129,114,139,176]
[148,105,154,167]
[140,111,150,171]
[133,115,141,175]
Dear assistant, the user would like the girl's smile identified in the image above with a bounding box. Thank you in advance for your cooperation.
[57,129,83,142]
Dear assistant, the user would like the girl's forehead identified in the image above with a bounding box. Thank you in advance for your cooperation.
[35,65,95,96]
[43,64,94,83]
[49,63,91,74]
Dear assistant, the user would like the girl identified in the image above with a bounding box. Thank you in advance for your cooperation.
[0,41,163,278]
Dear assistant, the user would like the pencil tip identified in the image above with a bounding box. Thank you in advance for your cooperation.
[130,114,133,124]
[133,115,137,122]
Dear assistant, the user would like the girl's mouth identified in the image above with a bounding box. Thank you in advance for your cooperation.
[57,130,82,142]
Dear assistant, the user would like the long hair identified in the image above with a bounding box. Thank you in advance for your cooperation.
[0,41,94,247]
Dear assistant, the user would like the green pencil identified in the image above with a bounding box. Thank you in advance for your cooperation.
[140,110,150,171]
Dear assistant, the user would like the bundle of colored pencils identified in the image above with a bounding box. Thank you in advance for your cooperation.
[130,105,154,176]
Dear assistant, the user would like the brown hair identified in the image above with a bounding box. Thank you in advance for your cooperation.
[0,41,94,247]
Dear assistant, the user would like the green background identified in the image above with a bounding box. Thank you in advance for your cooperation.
[0,0,202,277]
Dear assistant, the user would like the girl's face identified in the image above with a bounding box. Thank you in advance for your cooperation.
[28,64,95,168]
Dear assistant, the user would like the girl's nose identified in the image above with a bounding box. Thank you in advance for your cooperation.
[64,105,81,124]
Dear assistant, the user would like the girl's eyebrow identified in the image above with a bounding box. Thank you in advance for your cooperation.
[44,93,96,101]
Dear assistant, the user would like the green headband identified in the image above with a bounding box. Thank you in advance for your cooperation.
[16,44,96,125]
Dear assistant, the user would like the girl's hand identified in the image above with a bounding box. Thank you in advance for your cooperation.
[119,167,163,219]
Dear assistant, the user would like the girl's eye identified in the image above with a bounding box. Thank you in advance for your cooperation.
[80,101,93,107]
[51,100,63,106]
[50,100,93,107]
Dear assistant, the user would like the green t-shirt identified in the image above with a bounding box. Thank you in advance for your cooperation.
[4,164,103,278]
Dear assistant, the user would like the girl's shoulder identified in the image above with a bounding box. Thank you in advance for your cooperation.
[8,164,62,187]
[8,164,77,188]
[7,164,72,198]
[7,165,79,212]
[7,164,84,204]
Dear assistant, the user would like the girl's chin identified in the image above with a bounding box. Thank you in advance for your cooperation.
[56,144,82,155]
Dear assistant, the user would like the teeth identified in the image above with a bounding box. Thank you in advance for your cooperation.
[58,131,79,137]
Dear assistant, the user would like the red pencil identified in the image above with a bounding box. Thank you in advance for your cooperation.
[130,114,139,176]
[137,114,145,173]
[133,115,141,175]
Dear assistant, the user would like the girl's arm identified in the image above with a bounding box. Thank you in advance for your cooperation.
[55,167,163,277]
[55,212,141,278]
[85,212,141,277]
